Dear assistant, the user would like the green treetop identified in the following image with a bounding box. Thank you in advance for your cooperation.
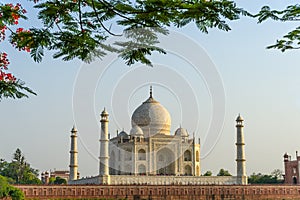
[0,148,41,184]
[0,175,25,200]
[203,170,212,176]
[217,168,232,176]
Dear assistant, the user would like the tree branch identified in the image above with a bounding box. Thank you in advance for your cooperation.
[91,0,122,36]
[78,0,84,32]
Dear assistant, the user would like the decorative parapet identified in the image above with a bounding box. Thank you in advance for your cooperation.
[110,175,237,185]
[69,175,238,185]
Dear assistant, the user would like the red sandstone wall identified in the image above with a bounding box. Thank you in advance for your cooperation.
[16,185,300,200]
[285,160,299,184]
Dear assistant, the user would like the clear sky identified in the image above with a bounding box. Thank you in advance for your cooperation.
[1,0,300,177]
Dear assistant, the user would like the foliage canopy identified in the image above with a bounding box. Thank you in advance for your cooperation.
[49,176,67,185]
[25,0,246,65]
[217,168,232,176]
[248,169,283,184]
[0,148,42,184]
[4,1,300,100]
[203,170,212,176]
[0,0,246,100]
[255,4,300,51]
[0,175,25,200]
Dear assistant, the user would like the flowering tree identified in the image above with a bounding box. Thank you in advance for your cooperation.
[1,0,246,100]
[0,3,36,100]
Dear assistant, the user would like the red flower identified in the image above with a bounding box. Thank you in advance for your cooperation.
[25,47,30,52]
[16,28,24,33]
[11,13,19,20]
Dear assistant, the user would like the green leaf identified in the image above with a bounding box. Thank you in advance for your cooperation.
[0,80,36,100]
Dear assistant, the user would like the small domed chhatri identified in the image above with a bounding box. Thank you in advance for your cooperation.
[130,125,144,137]
[118,130,130,139]
[131,86,171,137]
[175,127,189,137]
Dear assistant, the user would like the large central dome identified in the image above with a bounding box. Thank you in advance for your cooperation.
[131,88,171,137]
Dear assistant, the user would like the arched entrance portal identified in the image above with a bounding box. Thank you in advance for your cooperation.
[138,164,146,175]
[293,176,297,184]
[156,148,175,175]
[184,165,192,175]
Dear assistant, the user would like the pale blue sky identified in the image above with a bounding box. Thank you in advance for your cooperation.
[1,1,300,177]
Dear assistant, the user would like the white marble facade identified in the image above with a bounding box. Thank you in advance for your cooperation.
[69,88,247,185]
[108,88,200,177]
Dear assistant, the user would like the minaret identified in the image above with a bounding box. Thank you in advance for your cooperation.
[236,114,247,184]
[69,126,78,181]
[99,108,110,184]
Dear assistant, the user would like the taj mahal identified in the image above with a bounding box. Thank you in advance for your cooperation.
[68,87,247,185]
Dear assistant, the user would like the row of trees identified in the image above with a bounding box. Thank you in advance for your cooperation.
[202,168,232,176]
[1,1,300,100]
[248,169,284,184]
[202,168,284,184]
